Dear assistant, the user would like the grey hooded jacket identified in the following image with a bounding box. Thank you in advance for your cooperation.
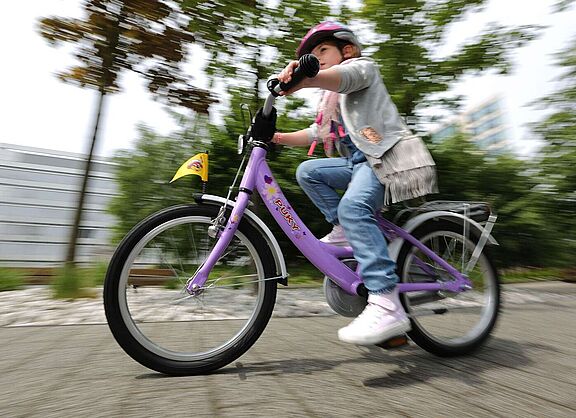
[337,57,410,156]
[305,57,437,204]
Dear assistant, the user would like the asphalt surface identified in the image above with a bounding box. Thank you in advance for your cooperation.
[1,281,575,417]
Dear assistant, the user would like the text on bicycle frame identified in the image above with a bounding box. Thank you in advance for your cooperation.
[273,198,301,231]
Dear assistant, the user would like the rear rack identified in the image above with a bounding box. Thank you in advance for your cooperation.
[391,200,498,273]
[393,200,493,225]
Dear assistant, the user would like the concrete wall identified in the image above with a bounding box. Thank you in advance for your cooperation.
[0,143,118,267]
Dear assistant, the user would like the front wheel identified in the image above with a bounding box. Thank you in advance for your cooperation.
[397,220,500,356]
[104,204,278,375]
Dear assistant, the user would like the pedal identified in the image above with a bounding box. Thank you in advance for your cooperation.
[376,334,409,350]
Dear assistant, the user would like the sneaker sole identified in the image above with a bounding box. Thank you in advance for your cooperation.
[338,319,412,346]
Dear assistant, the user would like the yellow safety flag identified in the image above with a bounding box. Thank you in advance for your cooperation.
[170,152,208,183]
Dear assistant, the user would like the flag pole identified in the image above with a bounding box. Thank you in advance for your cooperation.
[201,150,208,194]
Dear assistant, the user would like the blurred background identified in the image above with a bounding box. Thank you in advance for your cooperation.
[1,0,575,295]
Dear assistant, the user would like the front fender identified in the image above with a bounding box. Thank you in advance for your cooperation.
[193,194,288,283]
[388,210,499,262]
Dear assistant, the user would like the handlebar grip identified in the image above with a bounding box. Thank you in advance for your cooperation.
[268,54,320,96]
[279,54,320,92]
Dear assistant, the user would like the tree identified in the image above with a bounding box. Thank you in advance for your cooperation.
[357,0,541,124]
[108,1,550,269]
[179,0,543,189]
[181,0,332,108]
[109,120,213,241]
[109,107,325,262]
[38,0,213,269]
[529,35,576,265]
[427,134,559,267]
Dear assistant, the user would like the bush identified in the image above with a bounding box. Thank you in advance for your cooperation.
[51,264,98,299]
[0,268,25,292]
[285,261,323,287]
[87,261,109,287]
[500,267,566,284]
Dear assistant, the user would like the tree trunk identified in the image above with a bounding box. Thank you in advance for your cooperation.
[65,90,107,267]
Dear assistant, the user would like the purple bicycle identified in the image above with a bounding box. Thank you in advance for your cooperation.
[104,55,500,375]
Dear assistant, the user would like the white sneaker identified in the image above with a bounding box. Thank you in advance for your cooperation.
[320,224,349,246]
[338,289,411,345]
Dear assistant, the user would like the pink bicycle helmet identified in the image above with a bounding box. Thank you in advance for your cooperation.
[296,21,361,58]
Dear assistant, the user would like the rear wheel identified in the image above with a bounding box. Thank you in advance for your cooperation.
[397,220,500,356]
[104,204,277,375]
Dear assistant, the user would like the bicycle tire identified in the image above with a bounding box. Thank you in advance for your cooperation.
[396,219,500,356]
[104,204,277,375]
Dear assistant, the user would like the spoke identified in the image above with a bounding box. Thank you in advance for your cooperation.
[170,230,187,278]
[443,235,457,263]
[187,223,200,262]
[152,239,185,286]
[431,235,440,258]
[169,274,280,305]
[412,255,438,279]
[206,273,260,288]
[219,239,242,262]
[410,304,484,315]
[114,211,277,366]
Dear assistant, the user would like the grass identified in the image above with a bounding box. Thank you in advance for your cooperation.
[499,267,571,284]
[0,267,26,292]
[284,263,324,287]
[2,259,570,298]
[283,263,572,286]
[201,262,324,288]
[51,262,109,299]
[88,262,110,287]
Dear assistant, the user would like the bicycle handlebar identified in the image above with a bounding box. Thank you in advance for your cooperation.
[263,54,320,119]
[275,54,320,94]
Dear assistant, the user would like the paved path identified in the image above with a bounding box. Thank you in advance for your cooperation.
[0,286,336,327]
[1,281,574,327]
[1,281,575,417]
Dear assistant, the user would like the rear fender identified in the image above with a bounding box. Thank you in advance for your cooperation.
[388,210,498,262]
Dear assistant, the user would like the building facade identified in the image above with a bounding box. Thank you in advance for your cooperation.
[0,143,118,267]
[430,96,510,154]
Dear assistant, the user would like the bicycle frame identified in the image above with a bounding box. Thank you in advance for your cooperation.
[186,145,473,296]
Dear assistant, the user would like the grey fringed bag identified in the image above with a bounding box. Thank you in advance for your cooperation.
[366,133,438,205]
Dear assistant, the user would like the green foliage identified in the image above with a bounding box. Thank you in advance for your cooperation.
[554,0,576,12]
[181,0,332,98]
[427,134,565,268]
[532,39,576,197]
[528,36,576,266]
[87,262,110,287]
[500,267,570,283]
[0,268,25,292]
[284,262,324,286]
[109,116,232,240]
[107,0,555,271]
[358,0,540,120]
[38,0,214,268]
[38,0,213,111]
[51,264,97,299]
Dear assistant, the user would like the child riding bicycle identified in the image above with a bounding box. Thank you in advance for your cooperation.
[274,21,437,345]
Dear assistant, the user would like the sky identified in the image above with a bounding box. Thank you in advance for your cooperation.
[1,0,575,158]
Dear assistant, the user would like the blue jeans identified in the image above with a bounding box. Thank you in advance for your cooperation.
[296,157,398,293]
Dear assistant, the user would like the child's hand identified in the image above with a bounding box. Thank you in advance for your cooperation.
[277,60,302,96]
